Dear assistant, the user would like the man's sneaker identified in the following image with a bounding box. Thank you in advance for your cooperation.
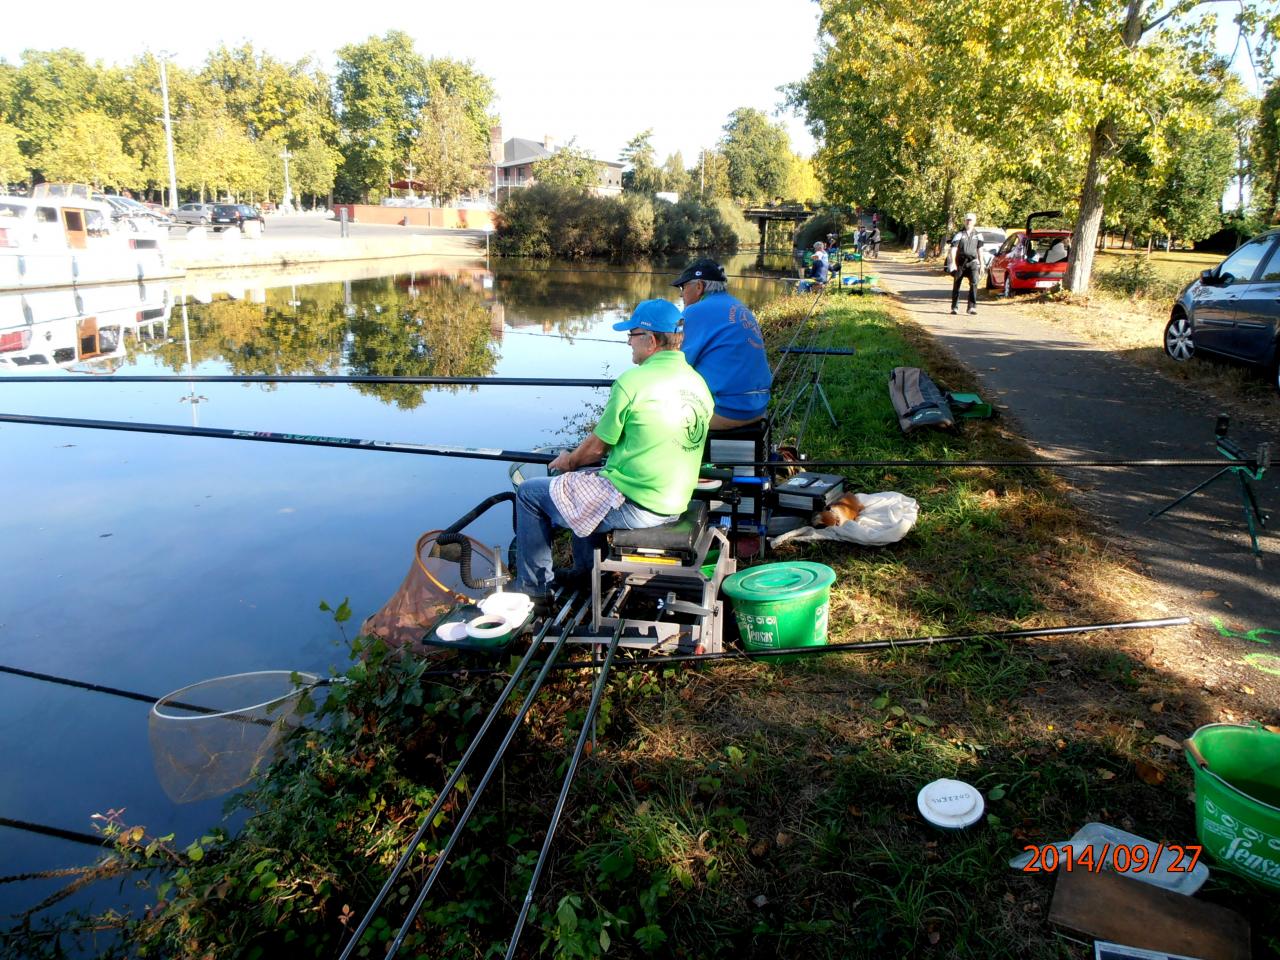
[967,307,977,315]
[950,307,959,315]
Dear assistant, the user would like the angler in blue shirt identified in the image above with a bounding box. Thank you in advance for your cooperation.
[673,258,772,429]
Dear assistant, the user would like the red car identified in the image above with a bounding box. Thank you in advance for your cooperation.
[986,211,1073,297]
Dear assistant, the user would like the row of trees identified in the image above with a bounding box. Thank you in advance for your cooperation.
[0,33,496,206]
[790,0,1274,292]
[612,110,821,203]
[0,35,819,213]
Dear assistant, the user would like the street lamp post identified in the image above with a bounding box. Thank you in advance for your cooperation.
[280,150,294,212]
[406,160,415,199]
[158,55,179,210]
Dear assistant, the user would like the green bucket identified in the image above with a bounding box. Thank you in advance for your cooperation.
[1185,723,1280,890]
[722,562,835,662]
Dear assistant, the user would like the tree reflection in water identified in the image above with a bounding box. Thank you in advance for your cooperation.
[140,273,498,410]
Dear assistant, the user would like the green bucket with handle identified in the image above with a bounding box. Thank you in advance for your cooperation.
[1184,722,1280,890]
[722,562,835,662]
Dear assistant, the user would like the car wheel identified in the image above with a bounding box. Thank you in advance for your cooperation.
[200,217,209,225]
[985,269,995,290]
[1002,274,1012,298]
[1164,314,1195,362]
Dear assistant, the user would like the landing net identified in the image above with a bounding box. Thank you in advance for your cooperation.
[148,670,318,803]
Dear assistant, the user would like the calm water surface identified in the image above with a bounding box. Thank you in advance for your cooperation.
[0,252,789,920]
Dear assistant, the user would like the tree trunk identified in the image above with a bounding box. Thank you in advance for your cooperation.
[939,172,955,239]
[1064,119,1112,294]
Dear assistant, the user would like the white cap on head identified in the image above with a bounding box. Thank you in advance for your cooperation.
[964,212,977,222]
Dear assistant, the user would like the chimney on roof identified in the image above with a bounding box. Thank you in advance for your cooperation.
[489,125,503,164]
[544,135,555,152]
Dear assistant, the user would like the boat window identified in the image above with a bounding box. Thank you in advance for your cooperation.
[0,203,26,219]
[85,209,110,237]
[36,207,59,223]
[12,354,51,366]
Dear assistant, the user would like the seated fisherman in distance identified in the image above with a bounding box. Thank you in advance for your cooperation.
[673,257,773,429]
[514,299,713,599]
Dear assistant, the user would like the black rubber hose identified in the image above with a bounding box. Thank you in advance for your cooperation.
[435,533,486,590]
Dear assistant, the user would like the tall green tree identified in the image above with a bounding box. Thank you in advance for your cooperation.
[411,82,486,203]
[660,151,690,194]
[720,107,791,202]
[0,121,26,184]
[36,111,138,188]
[4,49,101,167]
[532,139,600,190]
[620,129,663,194]
[335,31,431,200]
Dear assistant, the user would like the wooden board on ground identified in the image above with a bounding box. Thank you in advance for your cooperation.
[1048,868,1250,960]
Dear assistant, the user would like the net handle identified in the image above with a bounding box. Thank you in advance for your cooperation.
[414,530,498,603]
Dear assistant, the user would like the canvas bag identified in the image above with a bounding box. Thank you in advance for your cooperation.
[888,366,955,433]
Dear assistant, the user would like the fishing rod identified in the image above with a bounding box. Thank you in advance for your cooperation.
[504,612,627,960]
[420,616,1192,678]
[0,374,614,388]
[0,413,559,465]
[0,816,105,848]
[383,603,616,960]
[1,412,1253,471]
[341,592,587,960]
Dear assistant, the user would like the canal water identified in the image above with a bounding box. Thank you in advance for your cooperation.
[0,252,790,922]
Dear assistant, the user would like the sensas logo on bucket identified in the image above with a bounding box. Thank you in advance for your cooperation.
[1205,801,1280,882]
[742,613,780,649]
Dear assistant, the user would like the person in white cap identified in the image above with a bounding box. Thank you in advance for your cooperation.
[948,213,984,315]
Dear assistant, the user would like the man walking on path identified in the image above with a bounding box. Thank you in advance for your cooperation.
[948,212,984,315]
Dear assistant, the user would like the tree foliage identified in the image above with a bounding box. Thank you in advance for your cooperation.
[531,138,600,190]
[411,84,487,204]
[620,129,663,195]
[793,0,1249,291]
[720,107,792,201]
[0,120,23,184]
[36,111,139,188]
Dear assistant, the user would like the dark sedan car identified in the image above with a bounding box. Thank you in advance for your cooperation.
[209,203,265,233]
[1164,230,1280,393]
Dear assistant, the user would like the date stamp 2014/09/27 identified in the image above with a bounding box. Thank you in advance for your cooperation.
[1020,843,1202,874]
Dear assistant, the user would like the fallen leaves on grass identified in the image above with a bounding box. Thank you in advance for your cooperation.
[1134,760,1166,785]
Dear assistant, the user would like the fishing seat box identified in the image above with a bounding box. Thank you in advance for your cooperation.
[588,500,734,654]
[702,421,770,530]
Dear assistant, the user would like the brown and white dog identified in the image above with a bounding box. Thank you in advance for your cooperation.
[816,493,863,528]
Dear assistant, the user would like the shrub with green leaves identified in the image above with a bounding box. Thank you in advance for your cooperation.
[495,184,753,259]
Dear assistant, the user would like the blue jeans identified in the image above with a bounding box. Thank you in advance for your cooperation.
[514,476,675,594]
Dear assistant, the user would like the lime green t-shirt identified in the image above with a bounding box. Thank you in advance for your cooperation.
[594,349,713,515]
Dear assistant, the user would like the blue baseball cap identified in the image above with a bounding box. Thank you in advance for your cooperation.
[612,299,683,334]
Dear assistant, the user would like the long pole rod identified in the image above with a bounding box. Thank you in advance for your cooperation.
[159,56,179,211]
[0,413,558,465]
[341,594,585,960]
[382,599,593,959]
[419,616,1192,679]
[0,375,614,387]
[0,413,1241,470]
[505,617,627,960]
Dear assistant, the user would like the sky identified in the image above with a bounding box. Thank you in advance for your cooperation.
[2,0,823,164]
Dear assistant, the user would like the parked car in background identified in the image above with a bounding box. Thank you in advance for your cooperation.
[974,226,1006,266]
[209,203,265,233]
[986,211,1073,297]
[1164,230,1280,393]
[173,203,214,225]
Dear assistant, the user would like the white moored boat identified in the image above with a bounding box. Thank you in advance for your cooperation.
[0,184,178,291]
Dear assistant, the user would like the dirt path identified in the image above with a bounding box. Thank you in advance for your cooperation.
[873,254,1280,713]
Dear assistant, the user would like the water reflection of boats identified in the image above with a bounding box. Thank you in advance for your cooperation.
[0,184,176,292]
[0,282,171,373]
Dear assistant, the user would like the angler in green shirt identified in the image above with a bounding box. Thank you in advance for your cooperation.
[514,299,713,598]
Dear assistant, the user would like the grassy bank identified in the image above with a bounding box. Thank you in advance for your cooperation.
[9,295,1276,959]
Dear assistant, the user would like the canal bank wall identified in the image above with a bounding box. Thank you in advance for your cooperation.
[168,230,482,274]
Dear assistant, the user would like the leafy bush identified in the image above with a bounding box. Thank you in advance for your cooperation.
[1095,256,1183,301]
[794,211,852,252]
[495,185,752,259]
